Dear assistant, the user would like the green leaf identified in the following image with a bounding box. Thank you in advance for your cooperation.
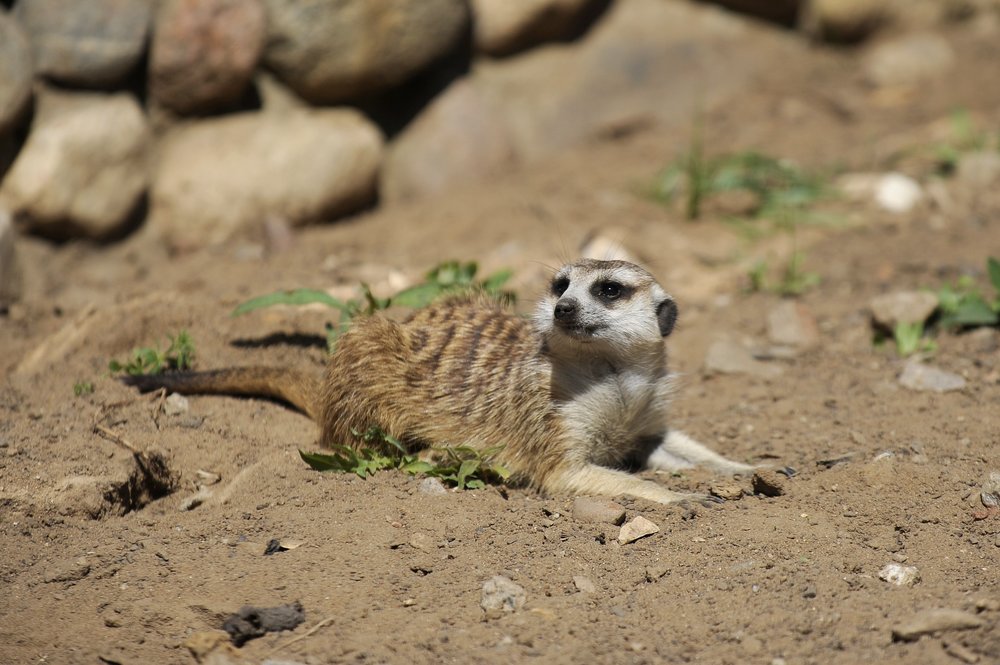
[893,321,924,357]
[942,295,999,328]
[299,449,352,472]
[988,256,1000,295]
[937,285,962,314]
[456,261,478,284]
[456,459,480,489]
[481,269,513,294]
[489,463,512,481]
[379,431,402,450]
[232,289,350,316]
[400,459,435,475]
[390,282,446,308]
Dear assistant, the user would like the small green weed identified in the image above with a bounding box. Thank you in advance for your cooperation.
[892,321,937,357]
[234,261,514,352]
[936,257,1000,329]
[745,252,821,297]
[879,256,999,356]
[933,109,997,175]
[650,150,828,223]
[109,330,195,376]
[73,381,95,396]
[299,427,510,490]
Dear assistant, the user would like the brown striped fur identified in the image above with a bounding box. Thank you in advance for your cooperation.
[123,260,753,504]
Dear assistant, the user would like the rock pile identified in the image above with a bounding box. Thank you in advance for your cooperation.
[0,0,988,247]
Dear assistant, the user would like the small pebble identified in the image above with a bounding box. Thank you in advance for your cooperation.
[418,477,448,495]
[572,497,626,525]
[44,557,91,583]
[980,471,1000,508]
[163,393,189,416]
[752,470,786,497]
[408,533,432,551]
[878,563,920,586]
[891,608,984,642]
[573,575,596,593]
[645,562,669,582]
[869,291,939,330]
[766,300,820,350]
[618,516,660,544]
[704,340,783,379]
[898,361,966,393]
[710,483,744,501]
[480,576,526,613]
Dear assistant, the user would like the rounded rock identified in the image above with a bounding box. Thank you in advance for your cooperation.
[472,0,605,57]
[381,79,515,203]
[261,0,470,104]
[0,11,33,133]
[15,0,153,88]
[150,109,383,248]
[863,33,955,88]
[0,90,150,240]
[480,575,526,612]
[149,0,267,114]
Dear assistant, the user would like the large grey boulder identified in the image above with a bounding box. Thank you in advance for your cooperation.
[479,0,799,162]
[863,32,955,87]
[14,0,152,88]
[0,91,150,240]
[150,109,383,249]
[261,0,469,104]
[471,0,606,56]
[382,79,515,203]
[149,0,267,114]
[0,12,33,133]
[382,0,798,200]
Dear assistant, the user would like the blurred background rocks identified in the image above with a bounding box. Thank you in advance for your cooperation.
[0,0,996,247]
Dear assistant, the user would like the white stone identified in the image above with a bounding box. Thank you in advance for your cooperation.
[572,575,596,593]
[164,393,190,416]
[878,563,920,586]
[481,575,526,612]
[875,173,923,214]
[898,361,966,393]
[618,515,660,544]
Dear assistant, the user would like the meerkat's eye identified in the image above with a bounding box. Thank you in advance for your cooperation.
[597,281,623,300]
[552,276,570,296]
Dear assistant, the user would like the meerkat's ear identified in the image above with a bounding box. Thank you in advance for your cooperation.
[656,298,678,337]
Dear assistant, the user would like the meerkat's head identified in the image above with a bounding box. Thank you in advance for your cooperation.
[535,259,677,357]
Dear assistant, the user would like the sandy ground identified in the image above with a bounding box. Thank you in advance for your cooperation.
[2,17,1000,665]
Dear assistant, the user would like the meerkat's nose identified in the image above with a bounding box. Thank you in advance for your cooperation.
[554,298,578,321]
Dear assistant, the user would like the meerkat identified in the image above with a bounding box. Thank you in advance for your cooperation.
[123,259,753,504]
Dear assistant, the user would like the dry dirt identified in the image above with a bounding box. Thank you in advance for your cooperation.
[2,18,1000,665]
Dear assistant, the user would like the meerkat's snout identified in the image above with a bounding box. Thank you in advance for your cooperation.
[553,297,579,327]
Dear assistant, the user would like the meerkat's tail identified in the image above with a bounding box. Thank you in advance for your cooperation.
[121,367,323,421]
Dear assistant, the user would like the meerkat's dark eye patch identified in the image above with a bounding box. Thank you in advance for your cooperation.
[552,276,570,297]
[591,280,633,303]
[656,298,678,337]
